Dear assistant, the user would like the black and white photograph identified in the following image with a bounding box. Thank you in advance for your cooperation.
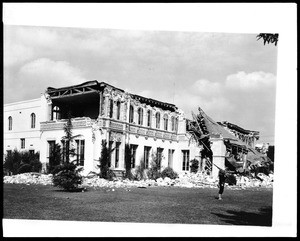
[2,3,297,237]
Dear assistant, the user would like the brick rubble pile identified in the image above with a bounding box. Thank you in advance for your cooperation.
[3,172,273,189]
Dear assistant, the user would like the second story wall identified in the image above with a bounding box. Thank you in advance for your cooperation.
[4,98,41,134]
[101,85,185,134]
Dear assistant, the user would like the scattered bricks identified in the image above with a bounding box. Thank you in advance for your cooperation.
[3,172,273,189]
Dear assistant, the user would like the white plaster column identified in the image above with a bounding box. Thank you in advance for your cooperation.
[104,95,109,117]
[99,91,103,117]
[210,138,227,179]
[119,135,126,170]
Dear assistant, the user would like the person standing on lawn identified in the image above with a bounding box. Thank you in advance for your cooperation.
[217,167,235,200]
[218,169,226,200]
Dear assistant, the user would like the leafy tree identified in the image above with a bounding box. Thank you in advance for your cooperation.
[3,150,42,175]
[256,33,279,46]
[51,113,83,191]
[98,140,115,180]
[48,143,62,173]
[147,151,162,180]
[190,159,199,173]
[61,112,81,163]
[133,158,147,181]
[3,149,21,175]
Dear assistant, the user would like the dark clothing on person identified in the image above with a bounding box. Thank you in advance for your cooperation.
[218,170,226,195]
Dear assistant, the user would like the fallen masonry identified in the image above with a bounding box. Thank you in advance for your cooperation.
[3,172,273,190]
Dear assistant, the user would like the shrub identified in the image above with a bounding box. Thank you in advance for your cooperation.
[17,164,32,174]
[3,150,42,175]
[30,157,42,173]
[48,143,62,174]
[133,160,147,181]
[52,162,83,191]
[106,169,116,181]
[161,167,178,179]
[147,152,162,180]
[190,159,199,173]
[4,150,22,175]
[147,168,161,180]
[98,140,115,180]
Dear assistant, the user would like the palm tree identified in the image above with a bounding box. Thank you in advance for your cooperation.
[256,33,279,46]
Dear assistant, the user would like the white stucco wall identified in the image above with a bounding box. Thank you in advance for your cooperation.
[4,98,41,154]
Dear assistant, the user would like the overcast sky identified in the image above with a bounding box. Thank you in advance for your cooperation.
[4,25,278,144]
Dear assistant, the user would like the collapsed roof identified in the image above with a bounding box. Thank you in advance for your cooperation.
[46,80,178,112]
[188,107,271,171]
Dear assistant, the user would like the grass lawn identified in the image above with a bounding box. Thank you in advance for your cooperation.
[3,183,273,226]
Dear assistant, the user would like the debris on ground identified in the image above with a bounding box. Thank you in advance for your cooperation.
[3,172,273,189]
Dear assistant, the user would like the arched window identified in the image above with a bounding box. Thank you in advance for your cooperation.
[52,106,61,120]
[155,112,160,129]
[8,116,12,130]
[116,101,121,120]
[171,116,175,132]
[30,113,36,128]
[147,110,151,127]
[138,108,143,125]
[109,99,114,118]
[163,114,168,131]
[175,118,179,132]
[129,105,134,123]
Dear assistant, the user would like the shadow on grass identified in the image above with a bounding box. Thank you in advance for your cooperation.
[211,206,272,226]
[52,187,86,193]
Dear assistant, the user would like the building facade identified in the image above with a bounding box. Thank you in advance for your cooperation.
[4,81,201,175]
[4,98,42,156]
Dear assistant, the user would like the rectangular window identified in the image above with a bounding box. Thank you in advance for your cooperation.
[108,141,114,167]
[48,140,56,161]
[29,150,35,155]
[144,146,151,169]
[182,150,190,171]
[115,142,121,168]
[130,144,138,168]
[109,99,114,118]
[76,140,85,166]
[61,140,70,163]
[168,149,175,168]
[20,138,25,149]
[157,148,164,168]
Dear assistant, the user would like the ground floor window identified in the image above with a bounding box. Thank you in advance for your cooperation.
[29,150,35,155]
[115,142,121,168]
[144,146,151,169]
[130,144,138,168]
[168,149,175,168]
[48,140,56,161]
[108,141,113,167]
[157,148,164,168]
[182,150,190,171]
[61,140,70,163]
[76,139,85,166]
[20,138,25,149]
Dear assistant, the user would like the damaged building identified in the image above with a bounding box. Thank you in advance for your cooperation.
[187,107,273,178]
[4,80,271,178]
